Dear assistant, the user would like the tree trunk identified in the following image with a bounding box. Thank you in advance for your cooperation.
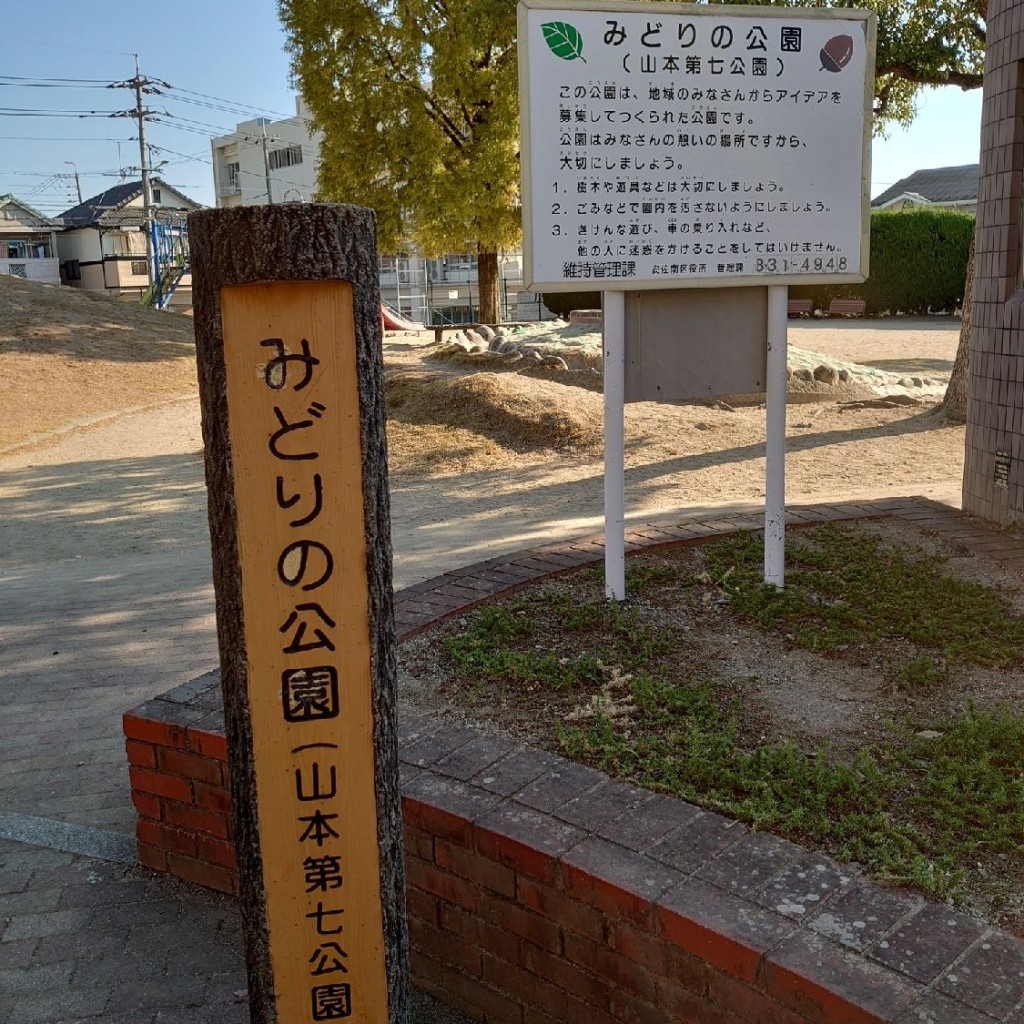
[941,232,975,422]
[188,204,409,1024]
[477,247,501,324]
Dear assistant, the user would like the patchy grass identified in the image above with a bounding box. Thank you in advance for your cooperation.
[416,522,1024,919]
[703,523,1024,668]
[564,683,1024,900]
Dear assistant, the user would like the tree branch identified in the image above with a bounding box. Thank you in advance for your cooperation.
[381,50,466,149]
[874,78,895,120]
[877,62,984,91]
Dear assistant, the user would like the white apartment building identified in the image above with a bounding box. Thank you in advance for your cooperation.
[210,98,550,323]
[211,97,321,207]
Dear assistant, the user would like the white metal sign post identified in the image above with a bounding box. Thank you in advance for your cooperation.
[765,285,789,586]
[518,0,875,596]
[603,290,626,599]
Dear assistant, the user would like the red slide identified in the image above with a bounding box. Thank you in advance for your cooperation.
[380,303,425,331]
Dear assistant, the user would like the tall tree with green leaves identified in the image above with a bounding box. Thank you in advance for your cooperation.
[715,0,985,127]
[279,0,985,331]
[279,0,520,324]
[719,0,985,421]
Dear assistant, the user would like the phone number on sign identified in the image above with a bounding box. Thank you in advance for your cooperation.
[756,256,848,273]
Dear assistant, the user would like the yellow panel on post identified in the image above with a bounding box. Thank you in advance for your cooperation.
[220,279,389,1023]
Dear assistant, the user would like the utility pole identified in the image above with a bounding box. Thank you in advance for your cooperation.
[134,54,153,288]
[109,57,169,290]
[64,161,82,204]
[243,122,277,205]
[261,122,274,205]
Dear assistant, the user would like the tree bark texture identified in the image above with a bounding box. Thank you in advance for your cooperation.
[188,204,409,1023]
[477,248,501,324]
[942,232,975,423]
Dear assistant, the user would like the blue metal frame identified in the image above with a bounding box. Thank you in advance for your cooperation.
[146,214,190,309]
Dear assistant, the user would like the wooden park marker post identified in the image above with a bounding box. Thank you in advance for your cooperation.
[189,205,410,1024]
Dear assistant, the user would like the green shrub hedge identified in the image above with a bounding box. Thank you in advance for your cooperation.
[543,208,974,317]
[790,208,974,314]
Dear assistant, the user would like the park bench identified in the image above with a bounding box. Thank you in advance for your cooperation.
[827,298,867,317]
[787,299,814,318]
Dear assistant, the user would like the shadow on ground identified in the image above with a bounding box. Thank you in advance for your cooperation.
[0,452,208,566]
[861,357,954,374]
[0,409,957,571]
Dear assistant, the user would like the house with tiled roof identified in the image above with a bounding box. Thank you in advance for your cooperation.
[871,164,979,215]
[0,195,62,285]
[56,178,202,303]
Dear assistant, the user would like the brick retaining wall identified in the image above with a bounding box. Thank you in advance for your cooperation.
[124,500,1024,1024]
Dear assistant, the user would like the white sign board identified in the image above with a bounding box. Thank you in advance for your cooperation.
[518,0,876,291]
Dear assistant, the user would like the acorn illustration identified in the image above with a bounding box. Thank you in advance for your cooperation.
[820,34,854,72]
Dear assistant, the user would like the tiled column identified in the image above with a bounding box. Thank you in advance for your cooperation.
[963,0,1024,524]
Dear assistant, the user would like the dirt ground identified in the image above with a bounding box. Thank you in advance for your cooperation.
[0,274,965,571]
[0,276,197,452]
[7,275,1018,927]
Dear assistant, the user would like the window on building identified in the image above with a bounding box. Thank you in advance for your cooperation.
[224,162,241,193]
[152,188,162,204]
[268,145,304,171]
[131,260,149,277]
[64,260,81,281]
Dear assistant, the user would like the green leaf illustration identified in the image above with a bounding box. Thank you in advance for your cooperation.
[542,21,586,63]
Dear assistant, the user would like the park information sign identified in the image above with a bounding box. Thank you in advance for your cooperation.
[518,0,875,291]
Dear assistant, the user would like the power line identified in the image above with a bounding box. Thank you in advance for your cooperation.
[2,64,320,211]
[0,169,124,177]
[160,113,238,133]
[0,78,112,89]
[149,142,295,186]
[161,84,294,120]
[162,92,285,121]
[148,144,211,166]
[149,119,225,139]
[0,135,136,142]
[0,108,123,117]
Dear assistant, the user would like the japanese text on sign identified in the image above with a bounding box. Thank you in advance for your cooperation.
[518,0,875,290]
[220,281,390,1023]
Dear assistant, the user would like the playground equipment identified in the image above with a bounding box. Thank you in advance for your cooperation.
[141,213,190,310]
[381,301,425,331]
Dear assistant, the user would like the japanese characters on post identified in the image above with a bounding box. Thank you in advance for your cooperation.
[219,279,392,1023]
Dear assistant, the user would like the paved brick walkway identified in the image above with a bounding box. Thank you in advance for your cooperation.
[2,494,1023,1021]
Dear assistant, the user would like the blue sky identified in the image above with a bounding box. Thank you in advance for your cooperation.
[0,2,983,216]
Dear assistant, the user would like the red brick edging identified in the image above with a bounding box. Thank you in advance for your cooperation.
[124,499,1024,1024]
